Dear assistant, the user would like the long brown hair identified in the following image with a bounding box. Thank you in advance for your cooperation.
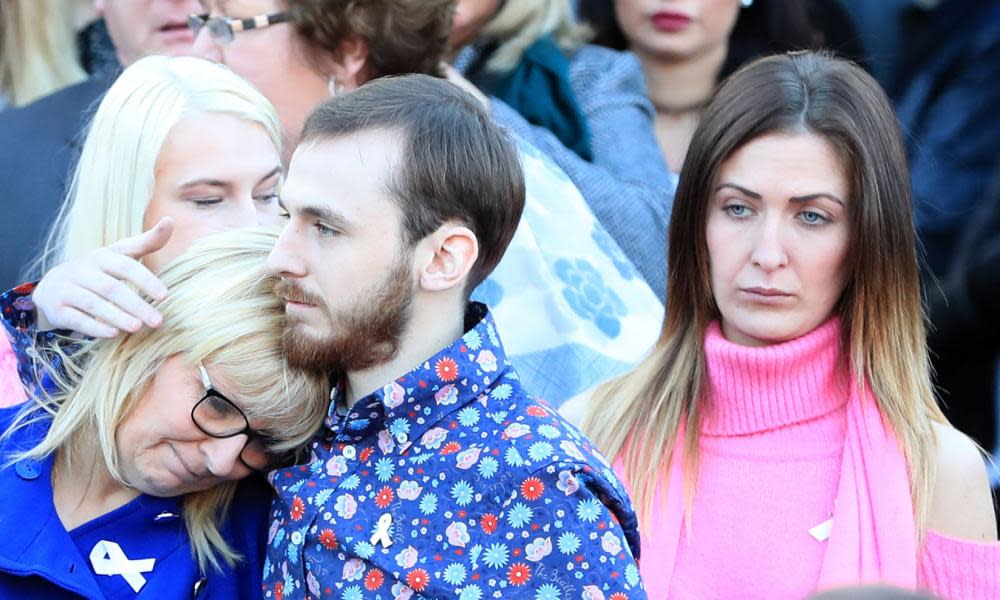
[583,51,945,534]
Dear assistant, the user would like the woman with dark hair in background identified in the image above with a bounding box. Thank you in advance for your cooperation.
[565,51,998,598]
[577,0,865,172]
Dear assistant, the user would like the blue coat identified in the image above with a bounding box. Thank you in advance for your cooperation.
[0,406,270,599]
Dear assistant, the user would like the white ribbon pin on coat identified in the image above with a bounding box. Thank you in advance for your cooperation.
[370,513,393,548]
[89,540,156,592]
[809,517,834,542]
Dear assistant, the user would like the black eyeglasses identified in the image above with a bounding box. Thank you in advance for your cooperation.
[191,363,297,471]
[187,12,290,46]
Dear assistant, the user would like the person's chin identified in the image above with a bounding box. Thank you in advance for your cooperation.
[724,312,812,347]
[287,317,334,341]
[134,474,192,498]
[155,30,196,52]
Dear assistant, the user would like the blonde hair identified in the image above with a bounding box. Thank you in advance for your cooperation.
[583,52,946,539]
[0,0,86,107]
[33,55,283,276]
[478,0,588,73]
[7,228,329,572]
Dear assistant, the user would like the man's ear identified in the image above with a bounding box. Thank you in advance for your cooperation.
[328,34,370,91]
[416,223,479,293]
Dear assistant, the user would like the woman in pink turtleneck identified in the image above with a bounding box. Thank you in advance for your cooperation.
[565,51,998,599]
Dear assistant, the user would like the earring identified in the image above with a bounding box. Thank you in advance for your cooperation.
[328,75,346,97]
[740,0,753,7]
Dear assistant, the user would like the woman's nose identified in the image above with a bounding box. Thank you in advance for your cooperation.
[201,434,250,480]
[750,218,789,271]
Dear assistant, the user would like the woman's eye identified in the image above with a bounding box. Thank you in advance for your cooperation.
[192,197,223,207]
[258,432,281,450]
[205,394,237,417]
[799,210,829,225]
[723,204,750,218]
[254,193,278,204]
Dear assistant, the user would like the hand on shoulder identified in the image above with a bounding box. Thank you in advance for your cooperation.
[927,421,998,541]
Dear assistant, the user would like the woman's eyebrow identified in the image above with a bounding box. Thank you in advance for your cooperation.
[179,178,230,189]
[714,182,761,199]
[256,166,282,186]
[789,193,846,207]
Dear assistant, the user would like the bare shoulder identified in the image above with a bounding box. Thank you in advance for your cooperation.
[927,422,998,541]
[558,390,593,429]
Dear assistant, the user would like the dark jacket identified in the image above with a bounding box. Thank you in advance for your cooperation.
[928,160,1000,453]
[890,0,1000,276]
[0,74,115,290]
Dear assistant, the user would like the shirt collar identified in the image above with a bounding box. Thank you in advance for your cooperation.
[327,303,509,455]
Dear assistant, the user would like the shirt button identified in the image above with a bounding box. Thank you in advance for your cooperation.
[343,445,357,460]
[394,433,408,444]
[15,460,40,480]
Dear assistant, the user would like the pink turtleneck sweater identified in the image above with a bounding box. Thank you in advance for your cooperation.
[620,320,999,599]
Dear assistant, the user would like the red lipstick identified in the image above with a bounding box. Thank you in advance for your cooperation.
[651,11,692,33]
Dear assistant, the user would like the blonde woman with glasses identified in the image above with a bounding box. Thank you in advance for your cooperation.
[0,228,328,597]
[567,51,999,598]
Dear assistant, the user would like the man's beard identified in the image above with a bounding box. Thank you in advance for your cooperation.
[274,256,414,374]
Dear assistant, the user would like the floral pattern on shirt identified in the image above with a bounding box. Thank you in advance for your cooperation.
[0,282,74,396]
[264,303,645,599]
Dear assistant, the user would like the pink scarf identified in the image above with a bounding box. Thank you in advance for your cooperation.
[615,329,918,596]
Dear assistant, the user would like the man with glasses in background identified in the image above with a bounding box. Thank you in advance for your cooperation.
[187,10,289,45]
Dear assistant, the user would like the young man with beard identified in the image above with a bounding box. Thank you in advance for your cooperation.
[263,75,645,599]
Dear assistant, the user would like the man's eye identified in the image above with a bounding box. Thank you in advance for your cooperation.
[315,223,337,237]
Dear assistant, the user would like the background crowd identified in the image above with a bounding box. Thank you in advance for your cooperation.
[0,0,998,597]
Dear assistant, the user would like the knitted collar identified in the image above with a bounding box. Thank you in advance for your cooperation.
[700,318,849,435]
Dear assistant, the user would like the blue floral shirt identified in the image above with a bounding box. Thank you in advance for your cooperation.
[263,303,645,600]
[1,282,74,396]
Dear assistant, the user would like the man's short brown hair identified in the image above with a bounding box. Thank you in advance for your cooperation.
[287,0,454,79]
[300,74,526,294]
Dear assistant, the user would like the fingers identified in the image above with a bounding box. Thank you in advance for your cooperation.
[109,217,175,271]
[51,306,120,339]
[33,246,166,337]
[76,272,157,332]
[94,249,168,310]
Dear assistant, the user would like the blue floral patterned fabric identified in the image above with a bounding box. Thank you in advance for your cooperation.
[473,141,664,406]
[0,282,71,396]
[263,303,645,600]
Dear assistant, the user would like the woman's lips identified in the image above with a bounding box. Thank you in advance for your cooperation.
[158,23,195,44]
[740,287,796,305]
[651,11,693,33]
